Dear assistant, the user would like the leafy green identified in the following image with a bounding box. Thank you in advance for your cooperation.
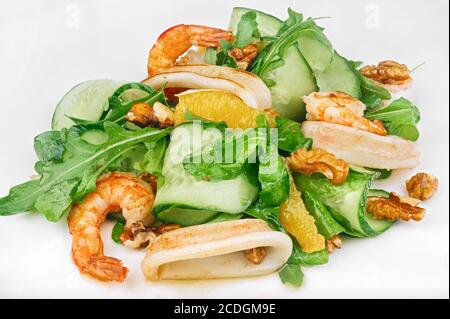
[0,122,171,221]
[369,168,392,180]
[135,138,168,180]
[111,221,125,244]
[34,131,65,162]
[204,48,217,65]
[252,10,332,87]
[359,73,391,100]
[235,11,260,48]
[183,128,263,182]
[289,240,329,265]
[366,97,421,141]
[258,142,290,207]
[361,93,383,113]
[276,117,313,152]
[107,212,125,224]
[295,170,378,237]
[245,201,284,231]
[302,190,344,239]
[207,212,243,224]
[278,263,304,287]
[69,83,166,128]
[214,40,238,68]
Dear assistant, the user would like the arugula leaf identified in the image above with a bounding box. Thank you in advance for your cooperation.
[215,40,238,68]
[276,117,313,152]
[359,74,391,100]
[361,93,383,113]
[276,8,304,35]
[366,97,421,141]
[252,16,329,86]
[34,131,65,162]
[0,122,171,221]
[111,221,125,244]
[278,263,304,287]
[302,190,344,239]
[245,201,284,231]
[235,11,260,48]
[135,138,168,180]
[183,128,263,182]
[289,240,329,265]
[258,143,290,207]
[70,83,165,129]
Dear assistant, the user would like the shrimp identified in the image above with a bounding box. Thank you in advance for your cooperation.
[67,172,154,282]
[303,91,387,136]
[147,24,232,76]
[360,60,413,92]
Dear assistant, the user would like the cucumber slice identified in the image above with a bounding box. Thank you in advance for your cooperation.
[296,29,334,72]
[229,7,282,37]
[316,52,362,98]
[152,123,259,224]
[264,45,317,121]
[52,80,123,130]
[81,130,108,145]
[367,189,390,198]
[229,7,317,121]
[365,188,394,235]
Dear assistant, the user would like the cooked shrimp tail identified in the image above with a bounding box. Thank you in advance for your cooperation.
[68,172,155,282]
[147,24,232,75]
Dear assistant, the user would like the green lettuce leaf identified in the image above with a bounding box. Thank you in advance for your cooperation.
[302,190,344,239]
[235,11,260,48]
[0,122,171,221]
[276,117,313,152]
[366,97,421,141]
[278,263,304,287]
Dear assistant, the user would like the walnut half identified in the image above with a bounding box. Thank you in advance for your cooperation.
[326,235,343,254]
[244,247,267,265]
[126,102,174,128]
[360,60,411,85]
[406,173,439,201]
[366,193,426,222]
[229,44,259,70]
[288,148,350,185]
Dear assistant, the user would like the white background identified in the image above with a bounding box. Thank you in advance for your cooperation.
[0,0,448,298]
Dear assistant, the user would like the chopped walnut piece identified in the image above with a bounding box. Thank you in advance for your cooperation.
[366,193,426,222]
[326,235,343,254]
[152,223,182,236]
[121,222,157,249]
[229,44,259,70]
[406,173,439,201]
[288,148,350,185]
[126,102,174,128]
[360,60,412,85]
[244,247,267,265]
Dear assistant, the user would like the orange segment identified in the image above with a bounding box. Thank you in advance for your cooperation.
[174,90,275,128]
[280,173,325,253]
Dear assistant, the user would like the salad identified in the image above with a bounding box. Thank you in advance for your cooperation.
[0,7,439,286]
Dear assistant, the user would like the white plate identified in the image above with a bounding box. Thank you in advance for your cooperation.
[0,0,448,298]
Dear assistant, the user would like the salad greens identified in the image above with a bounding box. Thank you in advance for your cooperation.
[302,191,344,239]
[0,122,171,221]
[366,97,421,141]
[112,221,125,244]
[234,11,261,48]
[276,117,313,152]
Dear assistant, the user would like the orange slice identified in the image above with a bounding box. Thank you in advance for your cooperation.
[174,90,275,128]
[280,172,325,253]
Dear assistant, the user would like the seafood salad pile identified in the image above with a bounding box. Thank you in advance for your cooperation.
[0,7,440,287]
